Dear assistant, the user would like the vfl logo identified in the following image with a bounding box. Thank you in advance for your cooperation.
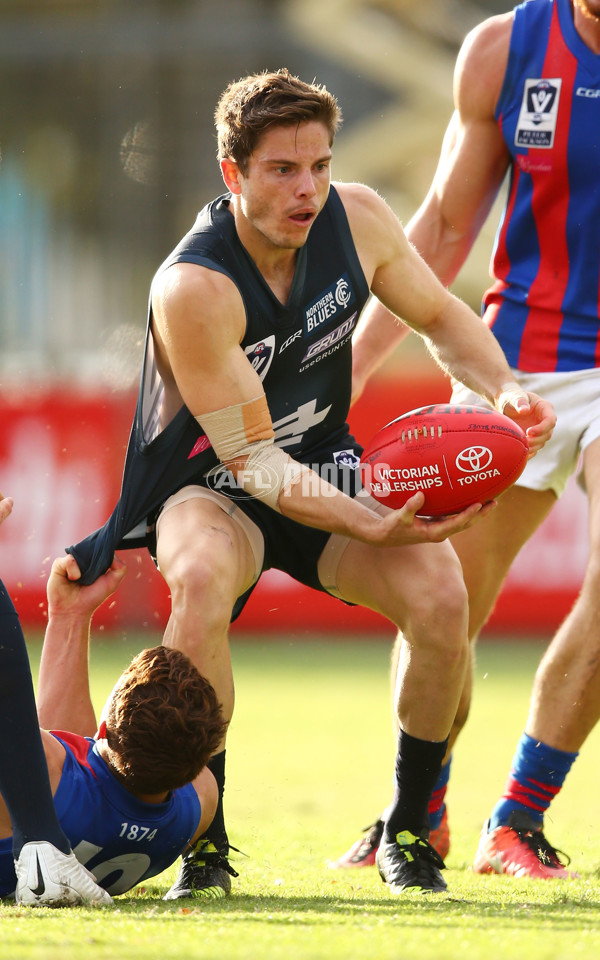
[456,446,493,473]
[244,335,276,380]
[515,78,562,148]
[527,80,558,120]
[333,449,360,468]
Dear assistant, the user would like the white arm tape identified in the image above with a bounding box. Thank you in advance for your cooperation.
[495,380,529,414]
[197,397,305,511]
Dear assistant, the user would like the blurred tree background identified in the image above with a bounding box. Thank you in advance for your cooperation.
[0,0,512,387]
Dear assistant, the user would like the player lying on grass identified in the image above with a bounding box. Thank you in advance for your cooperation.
[0,493,112,907]
[0,546,225,902]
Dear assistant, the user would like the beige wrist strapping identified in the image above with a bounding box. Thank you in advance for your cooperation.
[197,396,305,510]
[495,380,529,414]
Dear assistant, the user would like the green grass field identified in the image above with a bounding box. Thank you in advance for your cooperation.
[2,634,600,960]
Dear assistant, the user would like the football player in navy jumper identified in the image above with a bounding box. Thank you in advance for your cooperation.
[69,69,555,897]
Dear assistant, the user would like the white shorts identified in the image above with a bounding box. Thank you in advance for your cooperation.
[451,367,600,497]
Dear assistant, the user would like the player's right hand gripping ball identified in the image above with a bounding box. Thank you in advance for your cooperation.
[361,404,528,517]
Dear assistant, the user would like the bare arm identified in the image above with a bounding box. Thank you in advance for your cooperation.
[406,14,512,282]
[151,263,491,546]
[351,298,412,405]
[338,178,555,455]
[37,555,127,735]
[350,14,513,401]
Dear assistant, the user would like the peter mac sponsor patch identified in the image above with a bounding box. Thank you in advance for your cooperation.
[515,78,562,148]
[303,275,354,336]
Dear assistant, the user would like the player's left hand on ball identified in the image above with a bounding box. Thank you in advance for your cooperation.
[496,385,556,459]
[47,553,127,617]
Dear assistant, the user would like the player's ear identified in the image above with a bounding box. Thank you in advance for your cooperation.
[220,157,242,195]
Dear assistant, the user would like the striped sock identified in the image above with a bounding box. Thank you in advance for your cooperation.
[428,755,451,830]
[490,732,578,829]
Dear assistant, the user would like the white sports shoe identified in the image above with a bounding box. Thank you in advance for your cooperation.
[14,842,113,907]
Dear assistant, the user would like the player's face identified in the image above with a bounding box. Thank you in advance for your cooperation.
[235,121,332,251]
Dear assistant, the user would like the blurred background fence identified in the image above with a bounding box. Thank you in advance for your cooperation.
[0,0,588,634]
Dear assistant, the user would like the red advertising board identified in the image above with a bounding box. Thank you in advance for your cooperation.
[0,375,586,636]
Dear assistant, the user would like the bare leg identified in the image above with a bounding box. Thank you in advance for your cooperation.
[526,437,600,750]
[156,495,258,899]
[156,497,257,739]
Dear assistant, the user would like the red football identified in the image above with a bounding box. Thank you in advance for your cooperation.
[361,404,528,517]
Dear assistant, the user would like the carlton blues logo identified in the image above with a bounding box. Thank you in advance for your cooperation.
[515,78,562,148]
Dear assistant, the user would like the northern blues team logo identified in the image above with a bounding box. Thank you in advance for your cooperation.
[303,274,355,336]
[244,335,276,380]
[515,78,562,148]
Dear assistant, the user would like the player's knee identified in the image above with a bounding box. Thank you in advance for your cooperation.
[167,550,234,626]
[408,578,469,663]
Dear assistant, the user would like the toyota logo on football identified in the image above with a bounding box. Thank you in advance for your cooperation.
[455,446,493,472]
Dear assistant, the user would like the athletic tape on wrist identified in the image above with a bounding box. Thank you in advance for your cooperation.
[495,380,529,414]
[197,396,304,510]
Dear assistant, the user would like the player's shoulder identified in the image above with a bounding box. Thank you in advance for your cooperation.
[332,181,407,270]
[457,11,514,83]
[151,257,240,325]
[333,180,380,206]
[153,259,234,300]
[333,180,397,228]
[454,11,514,116]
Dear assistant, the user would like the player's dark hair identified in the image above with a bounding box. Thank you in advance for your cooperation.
[214,67,342,172]
[103,646,226,795]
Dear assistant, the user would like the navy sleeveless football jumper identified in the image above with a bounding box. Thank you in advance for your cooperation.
[69,186,370,613]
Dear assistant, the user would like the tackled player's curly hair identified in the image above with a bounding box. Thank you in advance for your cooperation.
[103,646,226,795]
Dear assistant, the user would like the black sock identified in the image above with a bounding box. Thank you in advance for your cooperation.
[204,749,227,845]
[0,580,70,857]
[384,728,448,842]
